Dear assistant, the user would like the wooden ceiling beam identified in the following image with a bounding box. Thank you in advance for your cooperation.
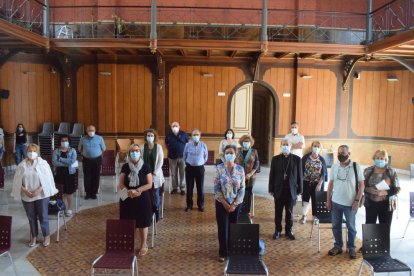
[299,53,317,59]
[206,49,211,57]
[274,52,290,58]
[100,48,117,55]
[230,50,238,57]
[0,19,48,48]
[368,29,414,54]
[321,54,342,60]
[179,49,187,56]
[125,48,138,55]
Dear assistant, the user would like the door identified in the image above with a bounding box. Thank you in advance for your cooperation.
[230,83,253,139]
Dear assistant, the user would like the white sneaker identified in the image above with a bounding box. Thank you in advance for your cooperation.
[65,210,73,217]
[301,215,307,224]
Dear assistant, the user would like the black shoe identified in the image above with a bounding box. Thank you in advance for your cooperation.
[91,194,97,200]
[171,189,178,194]
[286,232,296,240]
[185,207,192,212]
[273,232,281,240]
[198,207,204,212]
[84,195,90,200]
[180,190,186,195]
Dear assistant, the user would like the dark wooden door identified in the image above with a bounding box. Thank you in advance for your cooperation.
[252,92,270,164]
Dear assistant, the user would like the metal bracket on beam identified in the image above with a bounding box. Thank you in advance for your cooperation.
[373,55,414,74]
[342,56,365,91]
[0,49,20,69]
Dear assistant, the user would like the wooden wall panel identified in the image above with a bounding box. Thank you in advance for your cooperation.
[262,66,295,135]
[97,64,152,133]
[0,62,60,133]
[168,65,246,134]
[77,64,98,127]
[351,70,414,140]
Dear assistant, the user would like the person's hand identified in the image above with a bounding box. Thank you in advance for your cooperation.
[245,173,251,181]
[32,188,41,197]
[229,204,236,213]
[315,183,322,192]
[136,189,142,197]
[269,192,274,197]
[127,190,134,197]
[24,190,34,198]
[352,201,359,212]
[377,190,388,196]
[326,199,332,211]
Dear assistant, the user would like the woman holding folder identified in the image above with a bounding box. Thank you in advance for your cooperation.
[119,144,153,256]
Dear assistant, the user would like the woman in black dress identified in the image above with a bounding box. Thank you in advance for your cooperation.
[119,144,153,256]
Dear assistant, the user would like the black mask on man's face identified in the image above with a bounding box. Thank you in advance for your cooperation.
[338,154,349,163]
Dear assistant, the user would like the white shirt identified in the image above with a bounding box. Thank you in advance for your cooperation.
[21,160,43,202]
[330,161,364,206]
[284,133,305,158]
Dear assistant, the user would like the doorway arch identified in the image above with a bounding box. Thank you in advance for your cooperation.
[227,80,278,164]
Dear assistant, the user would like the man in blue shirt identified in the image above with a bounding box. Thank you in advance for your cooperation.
[165,122,189,195]
[78,125,106,199]
[183,128,208,212]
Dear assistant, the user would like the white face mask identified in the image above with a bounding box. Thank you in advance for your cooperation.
[291,128,298,135]
[28,152,38,160]
[88,131,95,137]
[172,126,179,134]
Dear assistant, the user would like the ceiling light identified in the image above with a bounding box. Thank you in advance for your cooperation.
[301,75,312,79]
[202,73,214,77]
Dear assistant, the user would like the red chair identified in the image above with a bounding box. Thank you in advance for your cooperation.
[91,219,138,276]
[0,215,17,275]
[99,150,116,202]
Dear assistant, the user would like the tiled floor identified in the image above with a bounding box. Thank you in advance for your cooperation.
[0,164,413,275]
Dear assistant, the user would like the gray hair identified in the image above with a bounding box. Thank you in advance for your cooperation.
[338,145,351,152]
[280,139,291,145]
[192,128,201,134]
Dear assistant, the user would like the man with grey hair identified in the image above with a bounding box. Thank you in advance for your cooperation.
[327,145,364,259]
[183,128,208,212]
[269,139,303,240]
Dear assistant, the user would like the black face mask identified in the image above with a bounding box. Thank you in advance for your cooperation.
[338,154,349,163]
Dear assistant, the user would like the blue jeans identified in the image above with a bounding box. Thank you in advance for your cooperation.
[154,187,160,221]
[15,143,27,165]
[22,197,50,238]
[331,202,357,249]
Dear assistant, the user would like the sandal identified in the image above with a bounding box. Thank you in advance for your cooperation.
[139,247,148,256]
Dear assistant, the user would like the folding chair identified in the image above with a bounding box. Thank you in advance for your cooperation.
[161,158,171,193]
[149,213,157,249]
[359,223,412,276]
[224,223,268,276]
[238,201,253,224]
[99,150,116,203]
[310,191,347,253]
[49,184,68,242]
[402,192,414,238]
[91,219,138,276]
[0,216,17,276]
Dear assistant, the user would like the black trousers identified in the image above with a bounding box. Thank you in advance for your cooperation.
[302,180,325,216]
[185,165,205,209]
[365,199,393,232]
[215,200,242,257]
[242,186,253,214]
[83,156,102,196]
[274,188,294,233]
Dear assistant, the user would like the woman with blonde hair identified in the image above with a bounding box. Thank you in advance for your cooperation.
[140,128,164,221]
[363,150,400,230]
[119,144,153,256]
[11,143,58,247]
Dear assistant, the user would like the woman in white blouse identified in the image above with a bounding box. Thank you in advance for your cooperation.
[11,143,58,247]
[218,129,239,163]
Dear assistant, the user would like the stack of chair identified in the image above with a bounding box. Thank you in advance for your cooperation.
[38,122,54,157]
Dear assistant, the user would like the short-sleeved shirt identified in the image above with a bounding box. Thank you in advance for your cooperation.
[79,135,106,158]
[330,161,364,206]
[284,133,305,158]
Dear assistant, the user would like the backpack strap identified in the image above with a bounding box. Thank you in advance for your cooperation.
[353,161,358,192]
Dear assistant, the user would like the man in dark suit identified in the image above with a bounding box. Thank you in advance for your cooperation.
[269,139,303,240]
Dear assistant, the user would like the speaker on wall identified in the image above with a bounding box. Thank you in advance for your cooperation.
[0,89,9,99]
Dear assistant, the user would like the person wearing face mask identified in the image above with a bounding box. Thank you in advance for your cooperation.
[300,141,328,224]
[268,139,302,241]
[119,144,153,256]
[52,135,78,216]
[13,123,28,165]
[214,145,245,262]
[165,122,189,195]
[140,129,165,222]
[218,128,239,164]
[0,124,5,164]
[235,134,260,216]
[11,143,58,247]
[183,128,208,212]
[363,150,400,234]
[78,125,106,200]
[326,145,364,259]
[284,121,305,158]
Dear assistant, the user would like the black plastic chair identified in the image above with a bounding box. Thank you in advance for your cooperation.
[310,191,347,252]
[358,223,412,276]
[224,223,268,276]
[402,192,414,238]
[238,201,252,224]
[0,216,17,275]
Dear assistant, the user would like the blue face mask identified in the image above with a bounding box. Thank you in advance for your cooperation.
[193,135,200,142]
[242,142,250,149]
[225,153,236,163]
[375,159,386,168]
[281,145,290,154]
[147,136,154,143]
[130,152,140,160]
[226,133,233,140]
[312,147,320,154]
[61,141,69,148]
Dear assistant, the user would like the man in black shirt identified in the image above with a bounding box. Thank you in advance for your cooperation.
[269,139,303,240]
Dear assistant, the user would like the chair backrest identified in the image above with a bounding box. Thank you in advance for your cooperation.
[410,192,414,217]
[315,191,331,218]
[106,219,135,254]
[132,138,144,146]
[228,223,260,257]
[41,122,54,135]
[206,150,215,165]
[162,158,170,177]
[101,150,116,175]
[362,223,390,259]
[0,215,12,251]
[57,122,71,134]
[117,139,132,152]
[71,123,84,136]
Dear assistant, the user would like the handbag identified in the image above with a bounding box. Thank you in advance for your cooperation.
[48,198,66,213]
[353,162,365,208]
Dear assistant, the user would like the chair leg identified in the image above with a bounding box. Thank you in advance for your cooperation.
[56,212,60,242]
[151,214,155,248]
[358,261,364,276]
[75,189,79,213]
[251,192,255,216]
[6,252,17,276]
[402,219,412,238]
[310,221,315,239]
[161,192,165,219]
[318,224,321,253]
[63,211,67,230]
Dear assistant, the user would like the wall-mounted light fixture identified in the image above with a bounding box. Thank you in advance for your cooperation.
[202,73,214,77]
[353,72,360,79]
[300,74,312,79]
[217,92,226,97]
[99,71,112,76]
[22,71,36,75]
[387,76,398,82]
[50,67,57,74]
[282,92,291,97]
